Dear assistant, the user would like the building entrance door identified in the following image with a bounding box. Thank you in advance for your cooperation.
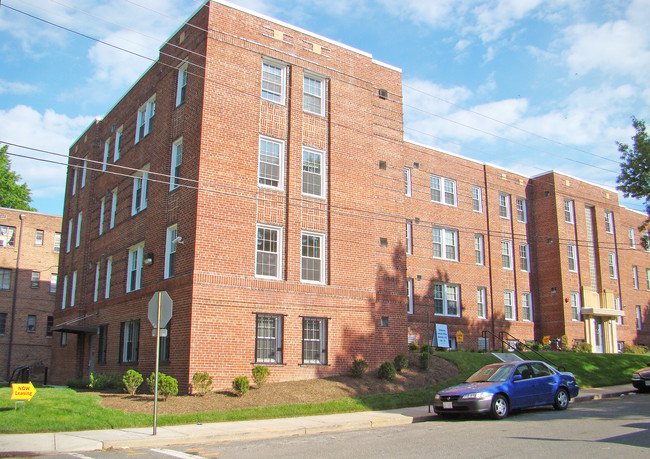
[593,317,604,353]
[88,334,96,375]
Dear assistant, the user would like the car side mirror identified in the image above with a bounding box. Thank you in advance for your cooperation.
[512,374,522,382]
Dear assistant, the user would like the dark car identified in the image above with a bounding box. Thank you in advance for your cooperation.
[434,361,580,420]
[632,363,650,392]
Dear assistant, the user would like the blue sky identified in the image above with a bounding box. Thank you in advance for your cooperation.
[1,0,649,216]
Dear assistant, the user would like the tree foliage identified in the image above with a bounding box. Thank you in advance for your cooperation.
[0,145,36,211]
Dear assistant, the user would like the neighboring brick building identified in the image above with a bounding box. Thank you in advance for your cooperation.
[51,0,650,391]
[0,207,61,383]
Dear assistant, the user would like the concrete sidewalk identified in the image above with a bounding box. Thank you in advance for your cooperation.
[0,385,637,455]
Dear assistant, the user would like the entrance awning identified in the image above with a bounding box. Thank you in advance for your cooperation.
[581,307,625,318]
[51,324,97,334]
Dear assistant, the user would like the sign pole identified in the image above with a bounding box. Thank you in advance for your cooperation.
[153,292,161,435]
[426,311,431,413]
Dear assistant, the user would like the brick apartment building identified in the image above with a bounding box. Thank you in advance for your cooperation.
[51,0,650,391]
[0,207,61,382]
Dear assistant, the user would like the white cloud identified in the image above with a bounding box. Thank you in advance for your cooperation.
[0,105,94,212]
[0,80,38,95]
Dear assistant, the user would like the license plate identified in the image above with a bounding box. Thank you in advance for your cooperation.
[443,402,453,409]
[645,380,650,386]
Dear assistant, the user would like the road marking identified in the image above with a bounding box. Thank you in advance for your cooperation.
[67,454,94,459]
[150,448,205,459]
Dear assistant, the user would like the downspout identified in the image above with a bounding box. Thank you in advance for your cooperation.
[6,213,25,379]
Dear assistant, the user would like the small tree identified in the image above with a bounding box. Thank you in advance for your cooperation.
[0,145,36,211]
[394,354,408,372]
[191,372,213,396]
[351,358,369,378]
[232,376,250,396]
[252,365,270,387]
[378,361,396,381]
[147,372,178,400]
[123,370,143,395]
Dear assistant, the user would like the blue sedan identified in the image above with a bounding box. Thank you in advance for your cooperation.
[434,360,580,419]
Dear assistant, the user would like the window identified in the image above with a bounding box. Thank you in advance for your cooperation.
[120,320,140,363]
[127,244,144,292]
[477,287,487,319]
[170,138,183,191]
[27,315,36,332]
[404,167,412,197]
[97,325,108,364]
[432,227,458,261]
[407,278,414,314]
[406,221,413,255]
[0,313,5,335]
[75,212,82,247]
[159,322,170,363]
[570,291,581,321]
[61,332,67,346]
[72,167,78,195]
[564,199,575,223]
[302,317,327,364]
[49,274,57,294]
[35,229,44,245]
[255,314,283,363]
[608,252,617,279]
[434,283,460,317]
[102,140,110,171]
[0,268,10,290]
[30,271,40,288]
[261,60,286,104]
[114,127,122,161]
[567,244,577,272]
[46,316,53,337]
[256,225,282,279]
[615,297,623,325]
[472,186,482,212]
[501,240,513,269]
[499,193,510,219]
[636,305,643,330]
[475,234,484,265]
[135,96,156,142]
[54,232,61,252]
[165,225,178,279]
[647,268,650,291]
[629,228,636,248]
[131,166,149,215]
[633,265,639,289]
[302,148,325,197]
[604,211,614,234]
[70,271,77,307]
[645,233,650,252]
[99,197,105,236]
[110,188,117,229]
[301,232,325,284]
[81,160,87,188]
[504,290,516,321]
[258,137,284,189]
[430,176,457,206]
[105,257,112,299]
[176,62,188,106]
[519,243,530,272]
[66,219,72,252]
[94,262,100,302]
[61,275,67,310]
[0,225,16,247]
[303,74,325,115]
[516,197,527,223]
[522,292,532,321]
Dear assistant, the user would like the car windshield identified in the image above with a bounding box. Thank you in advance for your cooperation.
[466,364,514,383]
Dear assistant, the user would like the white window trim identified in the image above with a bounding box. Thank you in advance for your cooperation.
[605,211,614,234]
[81,160,87,188]
[126,243,144,293]
[165,225,178,280]
[567,244,578,272]
[608,251,618,279]
[564,199,575,224]
[407,278,414,314]
[131,165,149,215]
[406,221,413,255]
[70,271,77,308]
[501,240,513,270]
[61,275,68,310]
[176,62,188,107]
[170,138,183,191]
[516,197,527,223]
[434,283,461,317]
[49,273,57,294]
[629,228,636,248]
[636,305,643,330]
[430,175,457,206]
[404,167,412,197]
[303,73,326,116]
[570,292,581,321]
[633,265,639,289]
[261,59,287,105]
[135,95,156,143]
[66,219,72,253]
[499,193,511,219]
[105,257,112,299]
[300,231,325,284]
[477,287,487,319]
[99,197,105,236]
[75,212,82,248]
[114,126,123,162]
[472,185,483,213]
[94,262,100,302]
[110,188,117,229]
[519,243,530,273]
[302,146,326,198]
[258,136,285,191]
[504,290,516,321]
[475,234,484,265]
[522,292,533,322]
[72,168,77,195]
[255,224,283,280]
[102,140,110,171]
[432,227,458,262]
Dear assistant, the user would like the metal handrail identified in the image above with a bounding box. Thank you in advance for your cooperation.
[481,330,566,372]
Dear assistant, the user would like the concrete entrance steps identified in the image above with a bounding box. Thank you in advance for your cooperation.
[492,353,523,362]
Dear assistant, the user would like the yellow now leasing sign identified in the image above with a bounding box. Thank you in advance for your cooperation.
[456,331,464,343]
[542,336,551,345]
[11,382,36,401]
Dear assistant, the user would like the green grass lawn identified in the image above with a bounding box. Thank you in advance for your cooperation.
[0,351,645,434]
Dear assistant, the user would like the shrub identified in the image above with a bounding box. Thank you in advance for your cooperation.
[623,344,649,354]
[252,365,270,387]
[530,342,542,351]
[408,342,420,352]
[378,361,396,381]
[419,351,432,369]
[571,342,592,353]
[420,343,433,354]
[191,372,213,396]
[232,376,250,396]
[394,354,408,372]
[89,373,122,391]
[147,372,179,400]
[351,358,369,378]
[123,370,144,395]
[66,378,90,390]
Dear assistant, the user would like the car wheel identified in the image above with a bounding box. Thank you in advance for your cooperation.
[491,394,509,420]
[554,388,569,410]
